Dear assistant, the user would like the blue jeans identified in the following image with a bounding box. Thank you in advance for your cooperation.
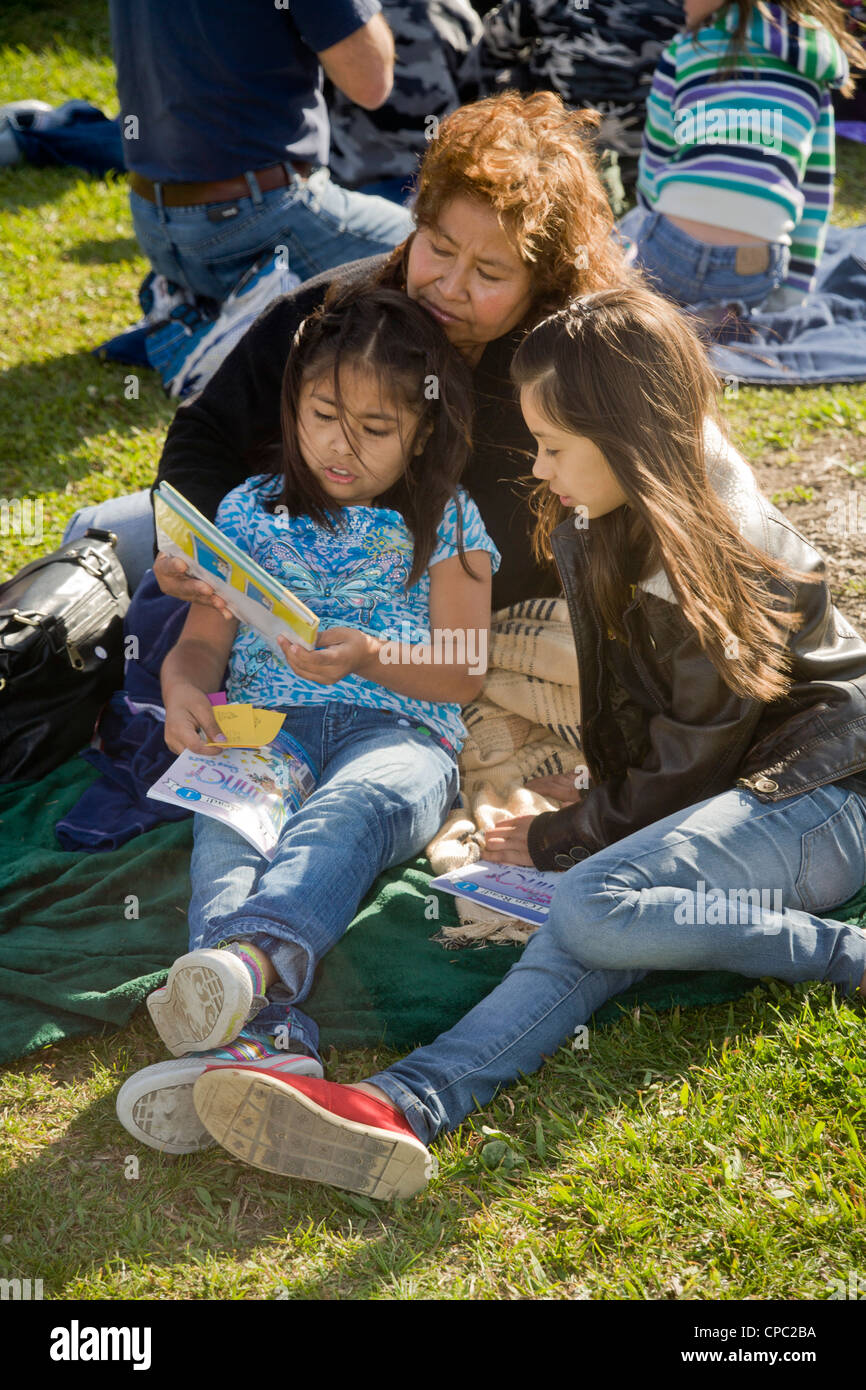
[187,703,459,1060]
[62,488,155,595]
[130,165,413,303]
[370,783,866,1144]
[618,205,789,309]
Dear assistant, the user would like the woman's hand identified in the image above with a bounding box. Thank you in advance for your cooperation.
[163,681,228,755]
[482,814,537,867]
[279,627,378,685]
[525,772,586,805]
[153,553,236,621]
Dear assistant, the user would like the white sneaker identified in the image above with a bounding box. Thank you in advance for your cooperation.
[146,948,265,1057]
[116,1050,323,1155]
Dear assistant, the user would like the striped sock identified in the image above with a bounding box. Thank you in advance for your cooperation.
[210,1031,282,1062]
[223,941,269,998]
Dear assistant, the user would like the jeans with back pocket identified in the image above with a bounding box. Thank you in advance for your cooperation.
[618,205,789,309]
[130,165,413,303]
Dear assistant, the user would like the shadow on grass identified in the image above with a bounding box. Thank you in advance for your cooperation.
[0,984,835,1299]
[0,164,120,215]
[0,0,112,58]
[0,349,173,495]
[63,235,139,265]
[0,1018,439,1299]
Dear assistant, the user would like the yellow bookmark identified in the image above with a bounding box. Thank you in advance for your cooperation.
[205,704,286,748]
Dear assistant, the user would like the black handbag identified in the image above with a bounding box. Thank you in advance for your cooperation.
[0,527,130,782]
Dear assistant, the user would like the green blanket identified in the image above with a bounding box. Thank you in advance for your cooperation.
[2,758,865,1065]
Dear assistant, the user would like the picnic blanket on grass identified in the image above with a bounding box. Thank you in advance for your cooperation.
[618,213,866,387]
[3,755,866,1066]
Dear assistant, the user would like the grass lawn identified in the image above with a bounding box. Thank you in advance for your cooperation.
[1,1,865,1307]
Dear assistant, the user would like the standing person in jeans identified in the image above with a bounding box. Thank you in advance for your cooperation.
[108,0,414,305]
[189,285,866,1200]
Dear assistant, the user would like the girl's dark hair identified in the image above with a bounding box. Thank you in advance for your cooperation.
[271,283,475,588]
[694,1,865,98]
[511,285,820,703]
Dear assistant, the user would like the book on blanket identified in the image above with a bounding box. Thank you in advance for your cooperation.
[430,861,562,927]
[147,740,316,859]
[153,480,320,653]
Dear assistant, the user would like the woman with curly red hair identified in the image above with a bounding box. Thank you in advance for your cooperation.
[65,90,634,611]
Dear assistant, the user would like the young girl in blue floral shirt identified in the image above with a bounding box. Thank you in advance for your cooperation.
[117,285,498,1153]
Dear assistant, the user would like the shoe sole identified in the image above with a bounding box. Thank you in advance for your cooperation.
[193,1069,436,1200]
[116,1053,324,1155]
[147,950,252,1057]
[116,1057,218,1154]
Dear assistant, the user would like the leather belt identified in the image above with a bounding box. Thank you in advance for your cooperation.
[129,161,314,207]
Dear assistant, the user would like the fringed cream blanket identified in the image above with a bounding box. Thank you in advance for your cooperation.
[427,598,583,947]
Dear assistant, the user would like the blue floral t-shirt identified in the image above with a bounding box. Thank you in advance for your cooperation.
[215,476,501,750]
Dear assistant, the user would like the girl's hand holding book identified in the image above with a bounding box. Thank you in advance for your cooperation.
[280,619,489,705]
[279,627,377,685]
[153,552,236,622]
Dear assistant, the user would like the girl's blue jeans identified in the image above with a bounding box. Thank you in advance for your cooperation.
[618,205,789,309]
[188,702,459,1061]
[370,783,866,1144]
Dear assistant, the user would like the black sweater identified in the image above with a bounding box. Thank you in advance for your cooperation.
[156,255,560,611]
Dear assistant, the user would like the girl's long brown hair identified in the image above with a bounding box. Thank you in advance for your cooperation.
[271,284,475,589]
[698,1,866,98]
[511,286,821,703]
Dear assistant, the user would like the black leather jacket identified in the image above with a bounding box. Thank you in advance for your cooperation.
[527,443,866,870]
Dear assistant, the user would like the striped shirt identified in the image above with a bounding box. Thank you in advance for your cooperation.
[638,3,849,293]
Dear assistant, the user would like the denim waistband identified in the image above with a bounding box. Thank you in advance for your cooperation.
[269,701,458,766]
[645,211,788,275]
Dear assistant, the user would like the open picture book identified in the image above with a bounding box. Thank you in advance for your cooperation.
[153,480,320,654]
